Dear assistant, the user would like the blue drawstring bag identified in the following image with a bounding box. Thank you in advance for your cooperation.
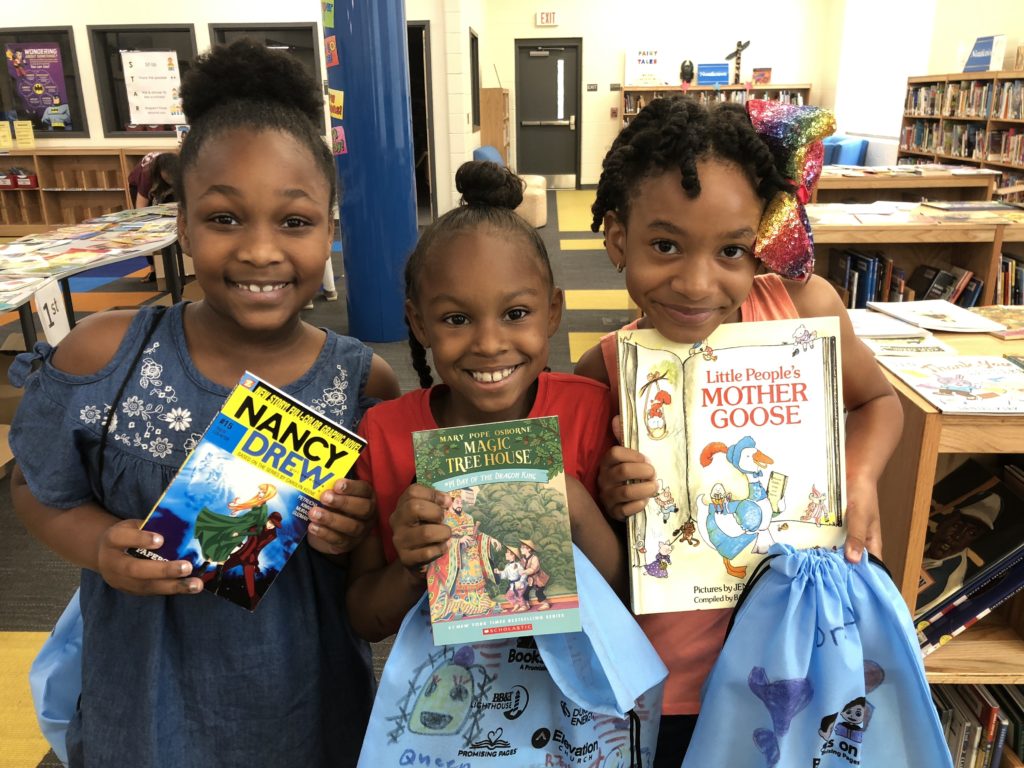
[358,546,667,767]
[29,588,82,767]
[683,545,951,768]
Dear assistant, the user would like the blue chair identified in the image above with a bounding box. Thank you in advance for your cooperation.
[823,135,868,166]
[473,145,506,167]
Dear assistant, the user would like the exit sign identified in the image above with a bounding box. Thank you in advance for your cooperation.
[535,11,558,26]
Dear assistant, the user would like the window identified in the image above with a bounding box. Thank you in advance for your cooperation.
[0,27,89,137]
[88,25,197,137]
[470,30,480,131]
[209,24,321,82]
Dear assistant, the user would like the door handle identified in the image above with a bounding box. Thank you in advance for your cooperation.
[570,115,576,131]
[539,120,570,126]
[521,120,542,126]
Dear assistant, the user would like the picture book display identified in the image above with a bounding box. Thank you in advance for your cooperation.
[970,305,1024,339]
[133,372,365,611]
[848,308,929,338]
[866,299,1007,333]
[616,317,847,614]
[878,355,1024,413]
[861,335,956,357]
[914,459,1024,621]
[412,416,581,645]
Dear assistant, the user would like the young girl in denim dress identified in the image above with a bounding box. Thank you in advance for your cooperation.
[9,39,398,767]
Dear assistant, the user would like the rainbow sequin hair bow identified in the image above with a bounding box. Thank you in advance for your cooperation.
[746,99,836,281]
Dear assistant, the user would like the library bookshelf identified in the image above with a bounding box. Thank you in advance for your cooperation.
[480,88,510,166]
[619,83,811,128]
[0,147,165,237]
[873,332,1024,690]
[899,71,1024,201]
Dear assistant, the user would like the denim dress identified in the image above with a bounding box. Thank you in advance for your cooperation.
[10,303,377,768]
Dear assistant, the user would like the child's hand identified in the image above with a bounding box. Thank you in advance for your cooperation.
[308,478,377,556]
[390,484,452,577]
[597,444,658,522]
[844,474,883,564]
[97,519,202,596]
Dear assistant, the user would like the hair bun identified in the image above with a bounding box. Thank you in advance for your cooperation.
[181,38,323,127]
[456,161,524,209]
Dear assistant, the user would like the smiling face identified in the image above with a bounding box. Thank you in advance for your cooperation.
[605,160,763,344]
[177,127,332,335]
[406,228,562,427]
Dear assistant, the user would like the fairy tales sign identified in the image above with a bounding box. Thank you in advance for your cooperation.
[617,316,847,615]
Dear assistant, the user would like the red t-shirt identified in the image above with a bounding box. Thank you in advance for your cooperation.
[356,372,613,563]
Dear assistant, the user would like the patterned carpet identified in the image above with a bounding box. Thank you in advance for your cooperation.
[0,189,631,767]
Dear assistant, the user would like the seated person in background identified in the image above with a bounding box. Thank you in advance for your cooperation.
[130,152,178,208]
[128,152,179,281]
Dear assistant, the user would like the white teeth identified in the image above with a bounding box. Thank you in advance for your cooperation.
[470,367,516,383]
[237,282,286,293]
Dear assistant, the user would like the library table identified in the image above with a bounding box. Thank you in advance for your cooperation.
[813,167,997,204]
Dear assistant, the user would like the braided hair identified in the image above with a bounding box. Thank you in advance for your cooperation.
[404,160,553,388]
[591,97,793,232]
[176,38,336,212]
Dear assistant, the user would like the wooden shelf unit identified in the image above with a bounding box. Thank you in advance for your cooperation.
[899,71,1024,200]
[813,170,997,204]
[619,83,812,128]
[480,87,510,166]
[810,208,1008,306]
[872,331,1024,686]
[0,147,165,237]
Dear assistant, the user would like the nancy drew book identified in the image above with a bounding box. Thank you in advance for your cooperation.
[412,416,581,645]
[617,317,846,614]
[133,372,365,611]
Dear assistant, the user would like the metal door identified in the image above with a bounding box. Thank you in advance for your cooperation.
[515,39,580,189]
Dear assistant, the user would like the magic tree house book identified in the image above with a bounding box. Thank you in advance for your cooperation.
[133,372,366,611]
[617,317,847,614]
[412,416,581,645]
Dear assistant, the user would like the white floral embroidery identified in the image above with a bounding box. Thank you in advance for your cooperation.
[79,405,102,424]
[108,412,118,433]
[150,384,178,403]
[311,366,349,418]
[183,432,203,452]
[148,437,174,458]
[123,396,146,418]
[161,408,192,431]
[138,357,163,388]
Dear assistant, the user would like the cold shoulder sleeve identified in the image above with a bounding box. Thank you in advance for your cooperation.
[10,343,104,508]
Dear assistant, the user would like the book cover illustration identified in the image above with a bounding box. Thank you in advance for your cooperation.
[970,305,1024,339]
[915,459,1024,621]
[862,335,957,357]
[879,355,1024,413]
[866,299,1007,333]
[412,416,581,645]
[616,317,847,614]
[848,308,929,339]
[133,372,366,610]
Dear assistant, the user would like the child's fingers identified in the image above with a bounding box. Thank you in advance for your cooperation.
[401,483,452,508]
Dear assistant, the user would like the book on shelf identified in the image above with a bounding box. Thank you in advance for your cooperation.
[866,299,1007,333]
[615,317,846,614]
[848,250,879,309]
[990,685,1024,760]
[948,686,984,768]
[861,335,957,357]
[959,685,1005,768]
[412,416,581,645]
[947,267,975,304]
[956,277,985,309]
[847,308,929,339]
[931,685,956,744]
[919,556,1024,657]
[969,305,1024,339]
[878,355,1024,414]
[132,372,366,611]
[914,459,1024,621]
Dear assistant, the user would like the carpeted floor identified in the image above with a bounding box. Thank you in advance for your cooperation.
[0,189,633,767]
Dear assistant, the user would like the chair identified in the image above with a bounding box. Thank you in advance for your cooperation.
[470,145,547,228]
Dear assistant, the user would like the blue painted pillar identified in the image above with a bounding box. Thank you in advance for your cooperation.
[324,0,418,342]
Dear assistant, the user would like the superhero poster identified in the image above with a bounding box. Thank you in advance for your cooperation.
[4,43,72,130]
[617,317,847,614]
[133,372,366,610]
